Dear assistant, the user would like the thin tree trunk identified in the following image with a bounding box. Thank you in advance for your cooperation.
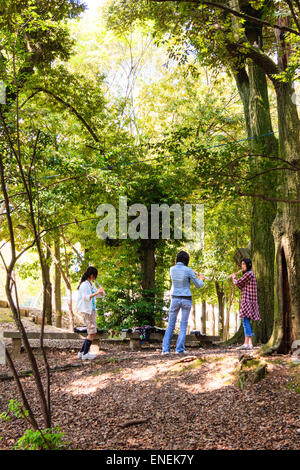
[43,245,52,326]
[5,349,39,430]
[191,301,196,330]
[54,236,62,328]
[61,230,74,330]
[211,304,215,336]
[0,154,51,429]
[215,281,225,339]
[201,300,206,334]
[225,284,234,341]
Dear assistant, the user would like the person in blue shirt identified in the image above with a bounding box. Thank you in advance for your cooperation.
[162,251,205,355]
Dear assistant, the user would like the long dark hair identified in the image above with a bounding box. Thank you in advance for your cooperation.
[78,266,98,289]
[176,251,190,266]
[242,258,252,271]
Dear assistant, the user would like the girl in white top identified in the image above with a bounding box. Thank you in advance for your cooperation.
[76,266,104,360]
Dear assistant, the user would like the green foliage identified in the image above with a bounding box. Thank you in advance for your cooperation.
[1,400,68,450]
[0,0,257,331]
[97,286,167,329]
[0,411,10,422]
[106,0,299,85]
[7,399,29,419]
[14,426,69,450]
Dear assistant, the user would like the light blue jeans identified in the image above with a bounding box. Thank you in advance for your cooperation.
[162,297,193,353]
[242,317,254,337]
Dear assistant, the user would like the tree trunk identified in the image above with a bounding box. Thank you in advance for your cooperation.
[233,66,276,343]
[43,245,52,326]
[139,239,156,325]
[224,284,234,340]
[54,237,62,328]
[248,61,277,344]
[215,281,225,339]
[192,301,196,330]
[201,300,206,334]
[233,11,277,344]
[211,304,215,336]
[235,310,238,333]
[270,81,300,352]
[235,5,300,352]
[61,232,74,330]
[0,152,51,430]
[229,3,277,344]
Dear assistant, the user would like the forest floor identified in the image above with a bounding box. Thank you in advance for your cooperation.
[0,341,299,450]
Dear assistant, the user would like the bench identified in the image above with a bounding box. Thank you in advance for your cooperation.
[1,330,109,355]
[1,329,220,356]
[121,331,220,351]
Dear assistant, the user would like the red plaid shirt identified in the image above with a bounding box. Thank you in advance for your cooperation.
[233,270,261,321]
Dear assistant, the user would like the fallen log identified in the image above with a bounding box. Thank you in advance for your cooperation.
[119,418,149,428]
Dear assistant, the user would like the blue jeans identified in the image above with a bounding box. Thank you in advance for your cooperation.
[162,297,193,353]
[242,317,254,337]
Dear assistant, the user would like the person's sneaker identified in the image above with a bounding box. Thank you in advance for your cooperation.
[161,351,170,355]
[77,352,83,359]
[236,344,248,350]
[81,352,97,360]
[175,351,189,355]
[246,345,254,350]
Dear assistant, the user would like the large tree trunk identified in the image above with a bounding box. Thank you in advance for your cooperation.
[248,62,277,344]
[233,8,277,344]
[139,239,156,325]
[270,81,300,352]
[235,4,300,353]
[54,237,62,328]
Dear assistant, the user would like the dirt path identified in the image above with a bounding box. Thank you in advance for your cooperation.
[0,347,299,450]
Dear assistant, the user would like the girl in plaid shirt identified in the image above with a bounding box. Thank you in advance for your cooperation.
[229,258,260,350]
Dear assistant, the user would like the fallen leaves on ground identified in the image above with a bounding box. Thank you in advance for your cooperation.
[0,346,299,450]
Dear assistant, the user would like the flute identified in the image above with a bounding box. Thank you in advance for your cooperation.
[94,281,105,297]
[193,269,242,281]
[226,269,243,279]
